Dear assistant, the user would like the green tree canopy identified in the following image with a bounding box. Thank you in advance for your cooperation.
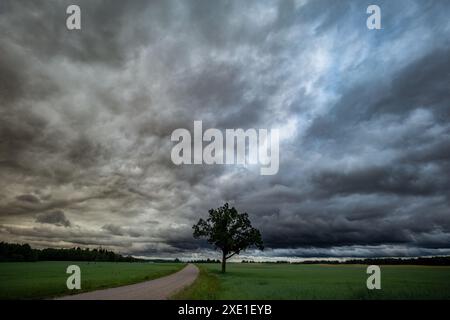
[193,203,263,273]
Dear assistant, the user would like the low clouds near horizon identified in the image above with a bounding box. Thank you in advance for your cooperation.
[1,0,449,259]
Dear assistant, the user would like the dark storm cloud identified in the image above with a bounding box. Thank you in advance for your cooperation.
[311,165,450,198]
[306,48,450,143]
[1,0,450,258]
[102,224,142,238]
[373,48,450,120]
[0,46,24,104]
[36,210,71,227]
[0,0,152,65]
[16,194,41,204]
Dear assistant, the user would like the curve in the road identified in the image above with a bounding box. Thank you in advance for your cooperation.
[57,263,199,300]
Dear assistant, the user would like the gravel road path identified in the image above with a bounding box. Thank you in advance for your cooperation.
[57,264,199,300]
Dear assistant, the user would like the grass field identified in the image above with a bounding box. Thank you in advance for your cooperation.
[0,261,184,299]
[2,262,450,300]
[173,263,450,300]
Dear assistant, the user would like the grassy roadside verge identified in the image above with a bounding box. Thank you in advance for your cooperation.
[171,265,220,300]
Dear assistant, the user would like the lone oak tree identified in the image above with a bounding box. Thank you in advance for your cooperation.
[193,203,263,273]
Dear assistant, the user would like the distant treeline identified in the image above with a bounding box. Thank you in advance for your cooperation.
[187,258,221,263]
[0,242,142,262]
[3,242,449,265]
[341,256,450,266]
[145,258,183,263]
[242,256,450,266]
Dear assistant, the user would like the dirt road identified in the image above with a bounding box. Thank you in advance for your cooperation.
[58,264,199,300]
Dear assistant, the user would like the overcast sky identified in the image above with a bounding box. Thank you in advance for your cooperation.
[0,0,449,259]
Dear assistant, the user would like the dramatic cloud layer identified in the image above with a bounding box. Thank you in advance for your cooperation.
[1,0,449,259]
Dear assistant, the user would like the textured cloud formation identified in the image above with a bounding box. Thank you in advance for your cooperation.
[36,211,71,228]
[0,0,449,259]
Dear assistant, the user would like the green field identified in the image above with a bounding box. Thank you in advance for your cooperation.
[0,261,184,299]
[2,262,450,300]
[173,263,450,300]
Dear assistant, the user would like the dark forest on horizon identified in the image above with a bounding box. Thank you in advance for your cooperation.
[0,242,142,262]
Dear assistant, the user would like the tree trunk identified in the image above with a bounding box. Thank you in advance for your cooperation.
[221,251,226,273]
